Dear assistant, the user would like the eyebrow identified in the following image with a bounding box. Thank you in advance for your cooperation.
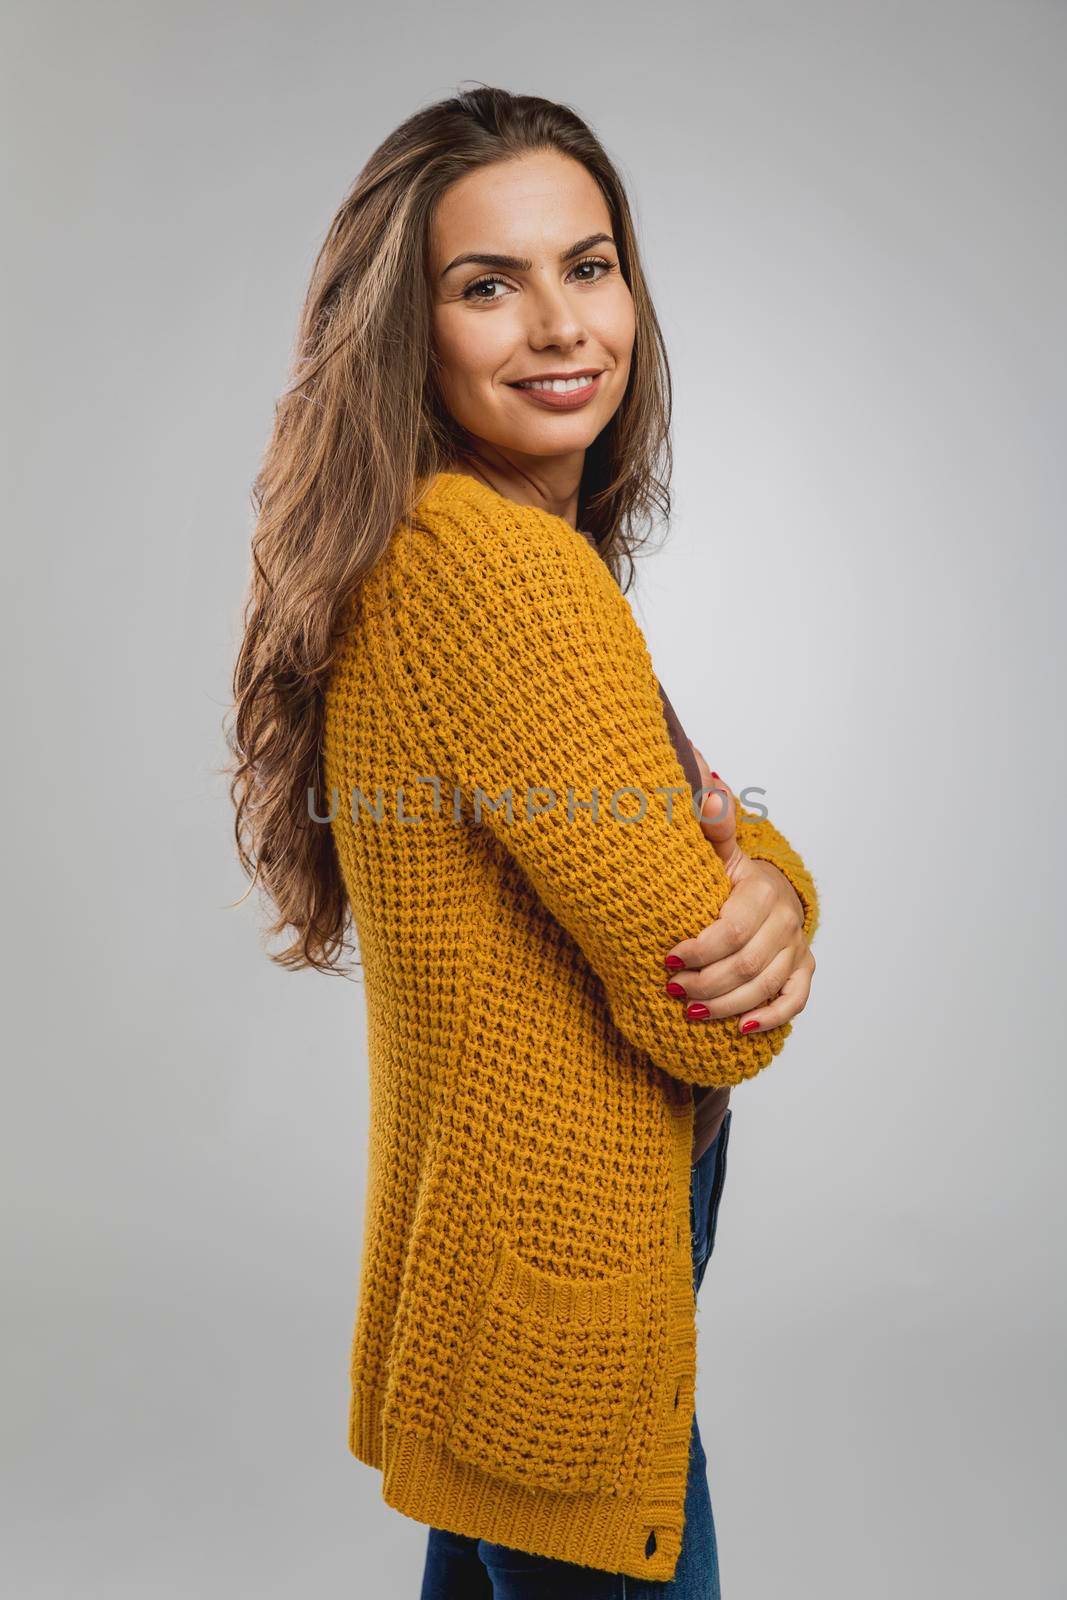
[439,232,617,279]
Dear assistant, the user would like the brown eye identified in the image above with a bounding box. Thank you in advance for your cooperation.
[570,257,615,282]
[462,274,512,303]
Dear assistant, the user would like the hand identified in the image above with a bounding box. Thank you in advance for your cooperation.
[662,745,816,1035]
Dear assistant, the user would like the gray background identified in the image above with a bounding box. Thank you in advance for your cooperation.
[5,1,1065,1595]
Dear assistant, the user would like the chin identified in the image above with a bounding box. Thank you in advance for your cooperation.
[493,416,606,452]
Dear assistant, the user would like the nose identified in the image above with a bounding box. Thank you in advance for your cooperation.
[524,271,588,352]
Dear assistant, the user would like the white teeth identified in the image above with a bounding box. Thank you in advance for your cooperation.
[516,374,597,393]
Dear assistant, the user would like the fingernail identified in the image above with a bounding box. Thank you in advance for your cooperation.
[740,1019,759,1034]
[710,772,721,781]
[664,954,685,970]
[665,981,686,998]
[686,1003,710,1021]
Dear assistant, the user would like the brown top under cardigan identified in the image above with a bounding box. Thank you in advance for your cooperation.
[654,681,732,1161]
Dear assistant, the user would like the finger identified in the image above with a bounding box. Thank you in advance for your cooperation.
[681,910,797,1004]
[696,784,734,856]
[735,952,814,1035]
[687,871,779,967]
[675,943,799,1024]
[664,894,756,973]
[663,859,779,974]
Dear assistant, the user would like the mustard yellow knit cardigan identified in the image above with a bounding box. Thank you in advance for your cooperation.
[322,470,820,1582]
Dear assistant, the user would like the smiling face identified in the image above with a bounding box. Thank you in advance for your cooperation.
[430,149,636,480]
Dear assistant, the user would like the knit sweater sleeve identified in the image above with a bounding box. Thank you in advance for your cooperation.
[376,498,803,1090]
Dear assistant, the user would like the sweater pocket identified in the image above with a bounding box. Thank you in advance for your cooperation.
[444,1238,654,1495]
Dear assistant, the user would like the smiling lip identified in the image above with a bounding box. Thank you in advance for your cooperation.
[507,370,605,410]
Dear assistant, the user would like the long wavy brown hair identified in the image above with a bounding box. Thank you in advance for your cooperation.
[226,83,676,974]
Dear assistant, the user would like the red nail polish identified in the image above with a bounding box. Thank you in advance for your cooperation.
[686,1003,710,1020]
[665,981,686,998]
[664,954,685,970]
[710,772,721,781]
[740,1020,759,1033]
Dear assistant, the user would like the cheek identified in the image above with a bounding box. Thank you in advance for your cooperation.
[434,307,508,396]
[600,285,636,361]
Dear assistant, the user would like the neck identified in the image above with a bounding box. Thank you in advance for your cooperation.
[444,441,584,530]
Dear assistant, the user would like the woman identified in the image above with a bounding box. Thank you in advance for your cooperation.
[229,85,818,1598]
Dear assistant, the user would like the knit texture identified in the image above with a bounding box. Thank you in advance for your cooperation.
[322,469,820,1581]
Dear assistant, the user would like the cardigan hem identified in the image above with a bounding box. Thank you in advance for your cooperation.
[347,1087,699,1583]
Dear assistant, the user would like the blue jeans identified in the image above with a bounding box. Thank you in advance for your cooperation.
[419,1107,733,1599]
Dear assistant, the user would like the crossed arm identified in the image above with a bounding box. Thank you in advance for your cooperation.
[376,507,818,1090]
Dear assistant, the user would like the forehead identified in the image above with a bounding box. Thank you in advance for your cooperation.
[429,150,611,265]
